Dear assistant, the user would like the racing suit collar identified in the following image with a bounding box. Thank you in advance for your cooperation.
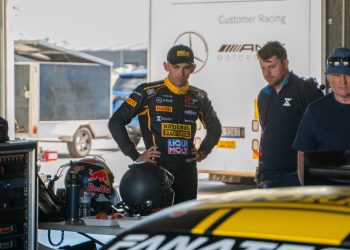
[164,77,189,95]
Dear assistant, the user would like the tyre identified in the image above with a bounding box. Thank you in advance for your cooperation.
[67,127,92,158]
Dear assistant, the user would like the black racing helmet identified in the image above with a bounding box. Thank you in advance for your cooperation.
[65,156,115,214]
[119,162,175,216]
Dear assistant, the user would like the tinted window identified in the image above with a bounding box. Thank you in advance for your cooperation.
[40,64,110,121]
[113,76,147,92]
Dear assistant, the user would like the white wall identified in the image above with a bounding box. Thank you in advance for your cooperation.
[0,0,15,138]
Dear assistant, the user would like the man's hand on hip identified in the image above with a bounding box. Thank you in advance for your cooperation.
[135,146,161,165]
[191,147,207,162]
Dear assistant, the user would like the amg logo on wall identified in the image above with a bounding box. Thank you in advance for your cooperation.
[217,43,286,62]
[218,44,262,53]
[217,43,261,62]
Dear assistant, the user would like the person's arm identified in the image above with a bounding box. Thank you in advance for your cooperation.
[108,86,146,161]
[293,107,317,151]
[301,79,324,108]
[257,92,263,126]
[293,107,318,184]
[297,150,304,185]
[257,88,268,128]
[197,91,222,161]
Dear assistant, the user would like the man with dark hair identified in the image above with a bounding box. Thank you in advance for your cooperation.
[256,41,323,188]
[109,44,221,204]
[293,47,350,184]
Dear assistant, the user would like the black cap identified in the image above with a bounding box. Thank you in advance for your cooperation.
[167,44,194,65]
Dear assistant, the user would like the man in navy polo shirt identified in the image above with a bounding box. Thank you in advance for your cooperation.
[256,41,323,188]
[293,47,350,184]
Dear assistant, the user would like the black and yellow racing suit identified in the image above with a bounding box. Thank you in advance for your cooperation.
[109,77,221,203]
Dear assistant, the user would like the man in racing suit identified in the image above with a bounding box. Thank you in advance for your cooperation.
[109,45,221,204]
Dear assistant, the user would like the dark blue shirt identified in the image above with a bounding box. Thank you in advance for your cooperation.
[258,72,324,174]
[293,93,350,151]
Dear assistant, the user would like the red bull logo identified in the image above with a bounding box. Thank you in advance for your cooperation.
[88,183,111,194]
[88,170,110,186]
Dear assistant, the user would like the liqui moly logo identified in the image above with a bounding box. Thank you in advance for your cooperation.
[168,139,189,155]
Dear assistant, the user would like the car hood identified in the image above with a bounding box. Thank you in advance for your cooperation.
[107,186,350,249]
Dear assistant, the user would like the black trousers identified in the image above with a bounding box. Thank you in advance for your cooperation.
[255,167,301,188]
[166,164,198,204]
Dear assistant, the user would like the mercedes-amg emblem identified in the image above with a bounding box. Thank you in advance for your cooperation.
[174,32,208,73]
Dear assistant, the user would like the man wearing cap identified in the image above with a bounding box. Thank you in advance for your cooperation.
[293,47,350,184]
[109,44,221,204]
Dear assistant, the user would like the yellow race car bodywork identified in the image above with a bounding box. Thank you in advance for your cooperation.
[103,186,350,249]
